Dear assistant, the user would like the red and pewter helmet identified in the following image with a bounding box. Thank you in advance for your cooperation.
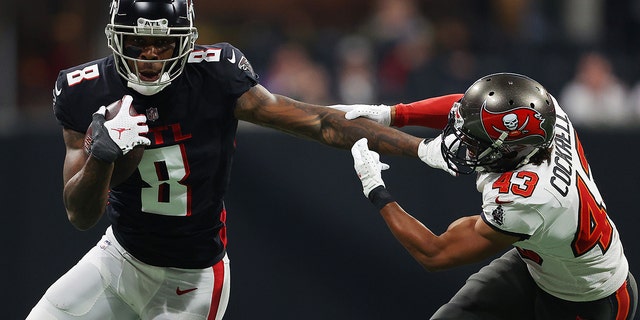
[105,0,198,90]
[441,73,556,174]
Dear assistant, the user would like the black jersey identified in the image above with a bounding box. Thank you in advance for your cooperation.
[53,43,259,268]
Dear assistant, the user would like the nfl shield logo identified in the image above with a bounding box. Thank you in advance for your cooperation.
[146,107,159,122]
[492,205,505,226]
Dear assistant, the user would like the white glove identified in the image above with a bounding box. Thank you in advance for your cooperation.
[351,138,390,197]
[102,95,150,155]
[327,104,392,126]
[418,134,458,177]
[87,95,150,162]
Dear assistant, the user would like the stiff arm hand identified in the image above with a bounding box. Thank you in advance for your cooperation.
[86,95,151,163]
[328,104,392,127]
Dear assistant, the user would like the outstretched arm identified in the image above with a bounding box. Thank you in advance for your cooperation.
[350,138,517,271]
[393,94,463,129]
[234,84,423,157]
[333,93,463,129]
[378,205,517,271]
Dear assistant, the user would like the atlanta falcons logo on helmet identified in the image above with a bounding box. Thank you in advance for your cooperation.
[480,102,548,143]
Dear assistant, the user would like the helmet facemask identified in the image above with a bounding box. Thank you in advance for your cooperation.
[442,118,547,175]
[105,0,198,95]
[441,103,506,174]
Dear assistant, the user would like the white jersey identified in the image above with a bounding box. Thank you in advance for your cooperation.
[477,104,628,302]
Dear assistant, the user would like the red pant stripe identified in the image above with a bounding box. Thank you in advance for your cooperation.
[207,259,226,320]
[615,280,631,320]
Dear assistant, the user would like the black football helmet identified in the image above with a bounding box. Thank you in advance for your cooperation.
[105,0,198,90]
[441,73,556,174]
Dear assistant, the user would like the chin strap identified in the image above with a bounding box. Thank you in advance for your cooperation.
[127,73,171,96]
[477,131,508,160]
[517,147,540,167]
[474,131,508,173]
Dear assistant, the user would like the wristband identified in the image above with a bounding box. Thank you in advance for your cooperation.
[368,186,395,210]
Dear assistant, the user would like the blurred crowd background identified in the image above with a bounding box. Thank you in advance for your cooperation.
[5,0,640,134]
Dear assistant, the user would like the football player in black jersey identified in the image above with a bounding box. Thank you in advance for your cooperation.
[26,0,442,319]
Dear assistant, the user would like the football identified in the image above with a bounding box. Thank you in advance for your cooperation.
[85,98,146,188]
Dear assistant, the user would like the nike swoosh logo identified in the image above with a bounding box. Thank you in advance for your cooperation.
[227,50,236,64]
[495,196,513,204]
[176,287,198,295]
[54,81,62,96]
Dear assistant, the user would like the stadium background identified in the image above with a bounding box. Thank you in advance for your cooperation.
[2,1,640,319]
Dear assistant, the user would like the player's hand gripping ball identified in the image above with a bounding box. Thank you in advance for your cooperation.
[84,95,150,187]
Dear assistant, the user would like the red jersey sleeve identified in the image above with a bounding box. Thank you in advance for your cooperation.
[393,94,463,129]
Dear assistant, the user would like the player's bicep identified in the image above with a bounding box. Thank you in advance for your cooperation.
[234,84,323,135]
[234,85,279,122]
[62,127,89,185]
[234,85,271,116]
[439,216,517,267]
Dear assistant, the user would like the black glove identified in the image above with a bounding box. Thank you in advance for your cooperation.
[85,106,123,163]
[84,96,150,163]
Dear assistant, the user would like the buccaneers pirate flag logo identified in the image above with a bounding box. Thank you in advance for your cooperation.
[480,102,549,143]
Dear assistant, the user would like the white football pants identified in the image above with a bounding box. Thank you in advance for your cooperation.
[26,226,230,319]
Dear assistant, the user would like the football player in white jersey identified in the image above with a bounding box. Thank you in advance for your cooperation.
[345,73,637,319]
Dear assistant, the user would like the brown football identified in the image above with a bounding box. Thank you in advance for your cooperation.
[85,97,146,188]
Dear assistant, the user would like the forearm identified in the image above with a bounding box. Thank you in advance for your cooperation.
[321,114,422,157]
[380,204,505,271]
[379,202,446,271]
[240,92,423,157]
[63,157,113,230]
[392,94,463,129]
[307,98,423,156]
